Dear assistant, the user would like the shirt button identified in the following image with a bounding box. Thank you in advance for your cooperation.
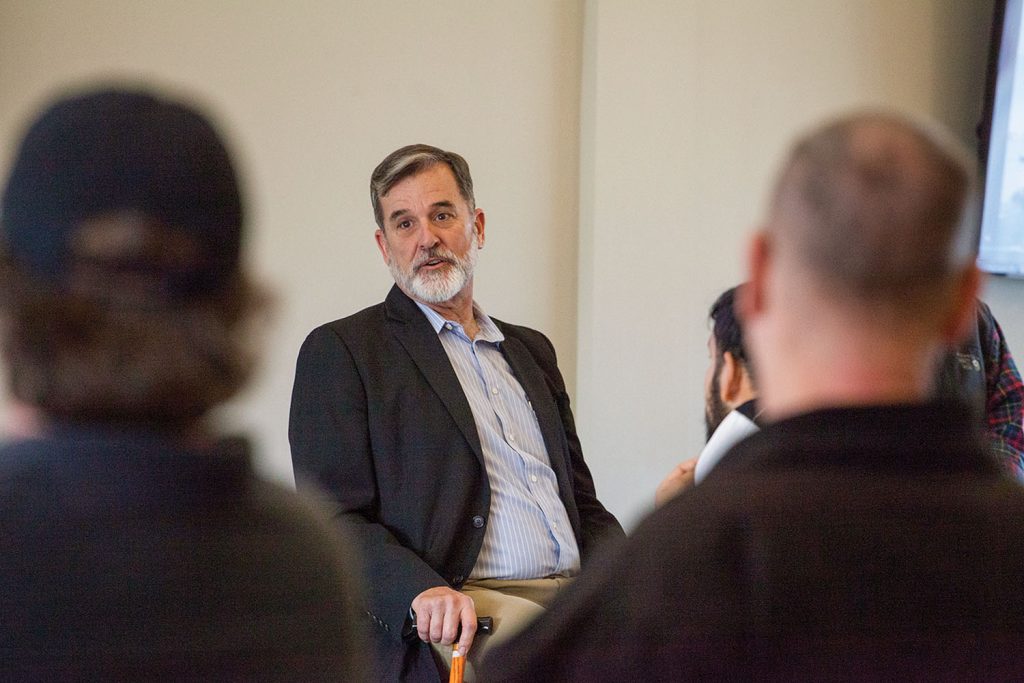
[472,515,485,528]
[509,435,516,442]
[445,323,453,330]
[491,387,498,395]
[531,475,538,483]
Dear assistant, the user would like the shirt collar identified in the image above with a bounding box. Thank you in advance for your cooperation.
[735,399,761,425]
[414,300,505,344]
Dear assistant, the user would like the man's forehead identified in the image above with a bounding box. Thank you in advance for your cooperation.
[382,164,461,203]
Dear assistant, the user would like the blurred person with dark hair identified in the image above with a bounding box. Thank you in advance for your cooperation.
[656,287,1020,507]
[482,111,1024,680]
[655,285,760,507]
[0,87,365,680]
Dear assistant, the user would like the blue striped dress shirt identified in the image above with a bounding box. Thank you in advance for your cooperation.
[415,302,581,580]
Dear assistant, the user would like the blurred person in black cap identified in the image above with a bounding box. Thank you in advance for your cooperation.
[0,86,365,679]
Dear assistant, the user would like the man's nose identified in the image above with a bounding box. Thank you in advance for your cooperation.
[416,222,440,249]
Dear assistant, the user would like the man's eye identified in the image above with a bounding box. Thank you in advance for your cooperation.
[397,220,412,230]
[435,212,451,221]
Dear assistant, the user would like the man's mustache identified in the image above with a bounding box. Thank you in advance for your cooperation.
[413,249,459,271]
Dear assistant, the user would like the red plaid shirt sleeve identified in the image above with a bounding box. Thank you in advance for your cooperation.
[984,312,1024,479]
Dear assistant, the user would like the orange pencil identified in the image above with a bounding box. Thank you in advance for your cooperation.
[449,646,465,683]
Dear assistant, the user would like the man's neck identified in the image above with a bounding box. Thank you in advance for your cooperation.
[755,321,942,423]
[751,282,949,423]
[760,349,939,423]
[422,289,479,339]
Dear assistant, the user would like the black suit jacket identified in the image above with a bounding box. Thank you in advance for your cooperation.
[289,285,623,681]
[482,402,1024,681]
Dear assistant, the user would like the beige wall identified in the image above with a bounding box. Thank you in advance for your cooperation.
[0,1,1019,529]
[577,0,1020,528]
[0,0,584,483]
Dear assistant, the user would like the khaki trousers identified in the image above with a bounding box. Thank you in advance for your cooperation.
[430,576,574,681]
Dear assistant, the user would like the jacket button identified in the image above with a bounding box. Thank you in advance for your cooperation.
[472,515,485,528]
[453,575,464,585]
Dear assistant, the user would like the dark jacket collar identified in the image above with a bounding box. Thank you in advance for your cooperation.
[736,399,760,425]
[384,283,426,324]
[0,424,251,491]
[382,285,485,463]
[718,401,998,477]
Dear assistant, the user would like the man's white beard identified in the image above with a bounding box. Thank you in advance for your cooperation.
[388,230,478,304]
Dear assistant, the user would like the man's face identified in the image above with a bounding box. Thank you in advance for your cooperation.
[374,163,484,305]
[704,334,730,441]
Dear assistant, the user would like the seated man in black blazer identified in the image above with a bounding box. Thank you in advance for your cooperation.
[289,144,623,681]
[482,112,1024,680]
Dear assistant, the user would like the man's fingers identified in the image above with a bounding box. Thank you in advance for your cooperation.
[419,606,450,643]
[411,587,477,645]
[438,605,461,645]
[457,605,478,656]
[416,610,432,643]
[655,456,701,507]
[429,604,447,643]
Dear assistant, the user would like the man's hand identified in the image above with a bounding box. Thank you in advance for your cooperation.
[411,586,478,656]
[655,456,698,507]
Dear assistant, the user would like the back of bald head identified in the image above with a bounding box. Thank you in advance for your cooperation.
[767,112,978,319]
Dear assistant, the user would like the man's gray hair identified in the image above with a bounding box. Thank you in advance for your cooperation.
[768,110,979,310]
[370,144,476,229]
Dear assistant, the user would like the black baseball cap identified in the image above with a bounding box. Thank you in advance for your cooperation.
[1,87,243,296]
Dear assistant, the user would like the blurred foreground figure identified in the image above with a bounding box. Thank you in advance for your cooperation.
[0,88,365,679]
[482,112,1024,680]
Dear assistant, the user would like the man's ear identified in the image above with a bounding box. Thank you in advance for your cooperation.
[738,229,771,325]
[940,263,983,347]
[374,228,390,265]
[473,208,486,248]
[719,351,744,406]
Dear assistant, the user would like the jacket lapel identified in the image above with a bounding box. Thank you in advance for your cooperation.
[499,335,572,494]
[384,286,485,463]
